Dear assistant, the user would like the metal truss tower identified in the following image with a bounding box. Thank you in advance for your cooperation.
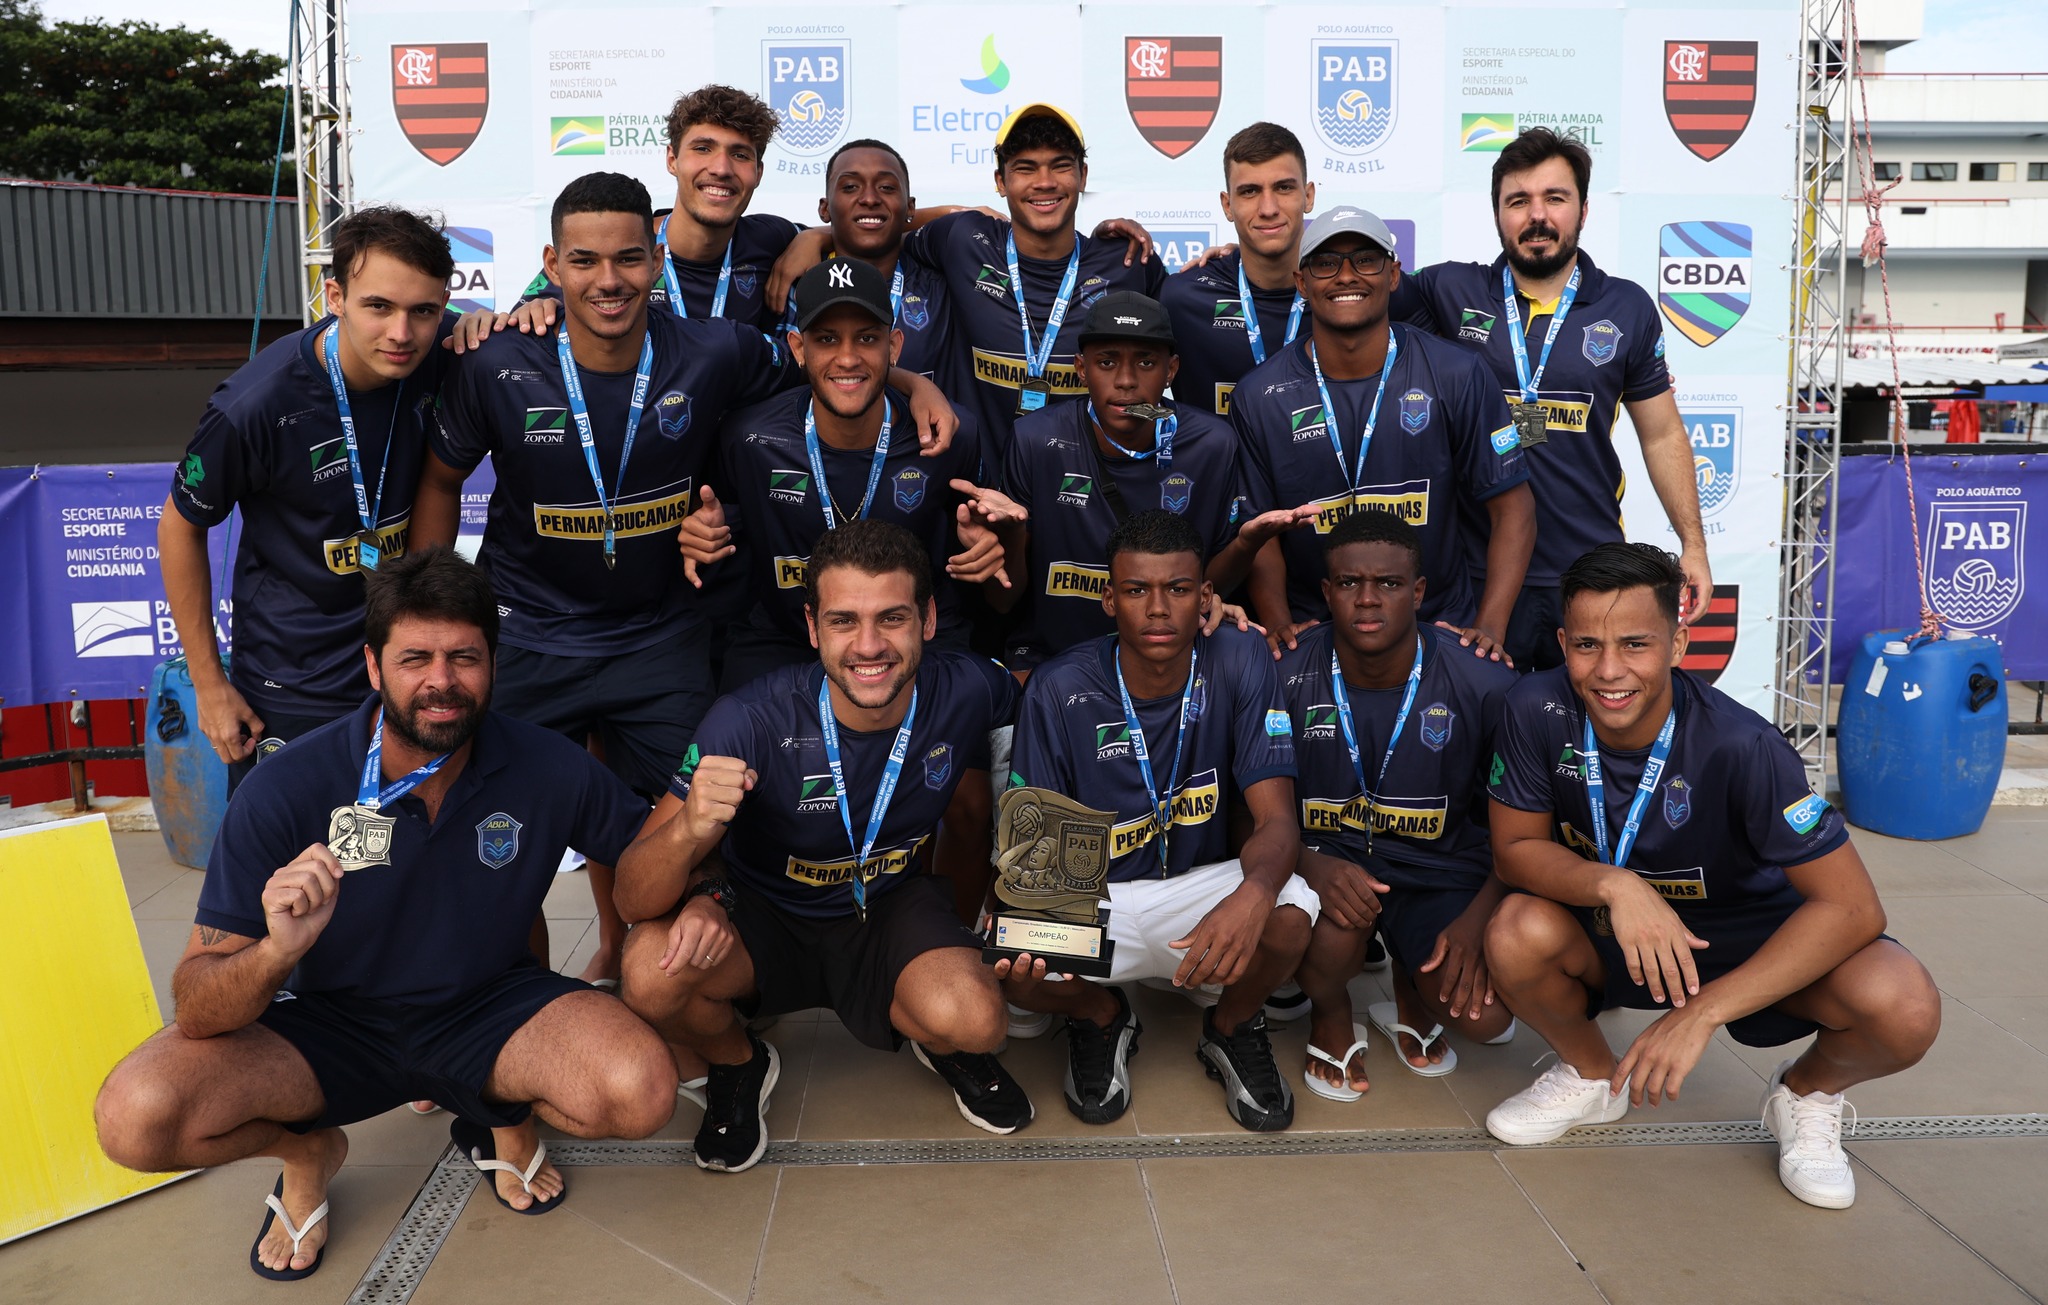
[1776,0,1854,782]
[291,0,354,323]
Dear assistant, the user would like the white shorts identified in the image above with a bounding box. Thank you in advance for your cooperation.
[1103,860,1320,986]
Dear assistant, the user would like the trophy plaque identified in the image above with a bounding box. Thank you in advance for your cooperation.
[981,787,1118,978]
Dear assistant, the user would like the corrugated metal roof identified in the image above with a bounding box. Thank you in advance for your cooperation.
[1842,354,2048,388]
[0,181,301,319]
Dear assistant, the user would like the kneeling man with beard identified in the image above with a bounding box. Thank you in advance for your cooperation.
[95,547,677,1282]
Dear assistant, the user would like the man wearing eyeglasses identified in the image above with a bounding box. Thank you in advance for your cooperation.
[1210,209,1535,664]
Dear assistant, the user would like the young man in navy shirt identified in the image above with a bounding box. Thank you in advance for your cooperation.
[1212,207,1535,664]
[1483,542,1939,1208]
[613,522,1027,1171]
[1280,509,1517,1101]
[987,292,1242,671]
[95,549,675,1280]
[1393,129,1710,669]
[1001,510,1312,1132]
[710,259,1016,690]
[161,207,479,787]
[1159,122,1315,419]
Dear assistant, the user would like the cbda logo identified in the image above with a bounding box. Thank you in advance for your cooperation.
[1657,221,1751,347]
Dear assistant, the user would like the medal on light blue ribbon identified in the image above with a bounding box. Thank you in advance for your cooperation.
[1115,643,1198,874]
[1329,634,1424,854]
[320,324,403,572]
[555,323,654,569]
[818,676,919,920]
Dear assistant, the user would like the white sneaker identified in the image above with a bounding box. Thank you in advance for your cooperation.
[1007,1003,1055,1039]
[1486,1059,1629,1144]
[1760,1060,1857,1209]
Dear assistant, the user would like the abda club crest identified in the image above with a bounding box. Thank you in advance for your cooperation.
[1925,504,2026,629]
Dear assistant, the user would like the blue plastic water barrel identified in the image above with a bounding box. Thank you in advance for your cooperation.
[144,658,230,869]
[1837,629,2006,840]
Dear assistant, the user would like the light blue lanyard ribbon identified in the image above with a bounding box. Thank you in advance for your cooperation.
[1501,262,1581,402]
[804,397,894,529]
[358,707,450,811]
[1115,642,1198,872]
[817,677,919,915]
[556,323,654,568]
[888,262,905,326]
[1006,231,1081,382]
[659,214,732,320]
[1329,634,1424,845]
[1236,259,1304,367]
[1582,707,1677,869]
[320,324,402,536]
[1309,331,1399,495]
[1086,403,1176,472]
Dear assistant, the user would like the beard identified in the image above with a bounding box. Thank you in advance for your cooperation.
[387,684,489,755]
[1502,219,1580,280]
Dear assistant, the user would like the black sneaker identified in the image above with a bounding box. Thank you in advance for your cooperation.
[1062,985,1141,1124]
[1362,931,1391,973]
[912,1044,1036,1135]
[1198,1008,1294,1132]
[1262,981,1312,1023]
[693,1031,780,1173]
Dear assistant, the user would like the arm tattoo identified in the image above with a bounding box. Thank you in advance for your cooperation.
[197,925,232,946]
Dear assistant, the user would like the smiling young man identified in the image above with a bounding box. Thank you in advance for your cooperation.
[161,207,470,788]
[985,292,1241,671]
[1000,510,1312,1131]
[1213,207,1536,664]
[612,522,1028,1170]
[1279,510,1517,1101]
[709,258,1013,690]
[1482,543,1940,1208]
[95,549,675,1280]
[1394,130,1710,669]
[1159,122,1315,418]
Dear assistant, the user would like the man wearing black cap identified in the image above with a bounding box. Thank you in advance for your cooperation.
[1211,207,1536,664]
[983,291,1242,672]
[697,258,1022,692]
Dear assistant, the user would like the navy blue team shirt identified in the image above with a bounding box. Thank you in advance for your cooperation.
[523,212,799,335]
[1001,397,1241,667]
[1159,252,1303,418]
[1231,325,1527,627]
[194,697,650,1004]
[173,315,455,717]
[1487,668,1849,908]
[902,211,1166,459]
[431,308,788,656]
[775,254,971,403]
[669,652,1019,919]
[1009,625,1295,883]
[717,385,983,646]
[1393,252,1672,585]
[1280,624,1514,892]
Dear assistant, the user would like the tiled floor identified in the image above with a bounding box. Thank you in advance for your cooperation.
[5,818,2047,1304]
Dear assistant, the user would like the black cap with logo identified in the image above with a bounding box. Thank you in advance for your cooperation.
[1076,291,1177,352]
[791,258,894,331]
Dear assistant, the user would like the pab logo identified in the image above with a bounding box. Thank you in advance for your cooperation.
[961,35,1011,94]
[1658,221,1751,347]
[1152,227,1217,274]
[71,601,154,658]
[1663,41,1758,161]
[1124,37,1223,160]
[1312,41,1397,160]
[1925,503,2026,629]
[447,226,495,313]
[1683,408,1740,515]
[392,44,490,166]
[551,117,606,156]
[764,42,849,158]
[1678,583,1739,683]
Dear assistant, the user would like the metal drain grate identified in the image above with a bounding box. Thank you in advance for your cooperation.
[346,1150,479,1305]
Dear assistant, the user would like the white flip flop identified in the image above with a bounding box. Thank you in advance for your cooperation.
[1368,1000,1458,1077]
[1302,1023,1372,1102]
[1484,1018,1520,1046]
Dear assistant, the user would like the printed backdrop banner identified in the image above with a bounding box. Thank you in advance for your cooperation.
[1830,454,2048,682]
[2,464,496,709]
[344,0,1797,713]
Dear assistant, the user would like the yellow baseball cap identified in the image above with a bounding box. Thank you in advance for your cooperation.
[995,102,1085,149]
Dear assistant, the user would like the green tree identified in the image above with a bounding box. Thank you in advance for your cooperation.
[0,1,286,193]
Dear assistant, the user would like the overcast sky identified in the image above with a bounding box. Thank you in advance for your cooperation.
[33,0,2048,72]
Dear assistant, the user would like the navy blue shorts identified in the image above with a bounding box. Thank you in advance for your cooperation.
[494,635,713,797]
[1377,884,1484,974]
[228,705,343,794]
[257,961,589,1131]
[1570,890,1822,1048]
[1504,584,1565,673]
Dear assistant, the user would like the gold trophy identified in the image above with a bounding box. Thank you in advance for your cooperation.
[981,786,1117,978]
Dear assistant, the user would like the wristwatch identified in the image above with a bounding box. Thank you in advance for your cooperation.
[684,875,739,919]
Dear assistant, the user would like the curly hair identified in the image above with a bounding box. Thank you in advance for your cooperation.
[665,84,779,155]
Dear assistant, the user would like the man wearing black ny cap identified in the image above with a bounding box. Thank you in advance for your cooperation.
[985,291,1242,672]
[694,259,1022,692]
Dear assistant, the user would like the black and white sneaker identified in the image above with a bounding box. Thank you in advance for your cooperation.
[1063,985,1141,1124]
[1362,931,1391,973]
[693,1031,780,1173]
[1198,1008,1294,1132]
[913,1044,1036,1135]
[1262,981,1312,1023]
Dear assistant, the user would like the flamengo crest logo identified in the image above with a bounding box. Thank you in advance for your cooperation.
[1312,41,1397,157]
[763,41,849,157]
[1925,504,2026,629]
[1678,584,1738,683]
[1663,41,1757,161]
[1658,222,1751,347]
[1125,37,1223,160]
[392,44,489,166]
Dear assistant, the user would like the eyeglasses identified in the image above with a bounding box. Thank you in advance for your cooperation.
[1304,248,1391,279]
